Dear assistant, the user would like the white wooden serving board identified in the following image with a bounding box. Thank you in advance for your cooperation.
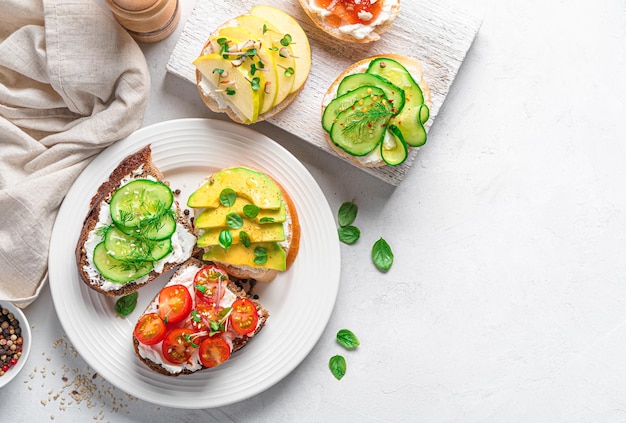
[167,0,481,186]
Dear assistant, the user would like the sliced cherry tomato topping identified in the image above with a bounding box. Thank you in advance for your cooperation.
[134,313,167,345]
[198,337,231,368]
[157,284,192,324]
[229,298,259,335]
[161,327,199,364]
[313,0,382,26]
[190,302,225,332]
[194,264,228,304]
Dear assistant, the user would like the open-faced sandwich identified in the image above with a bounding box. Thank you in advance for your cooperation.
[321,54,431,167]
[133,257,268,376]
[192,5,312,124]
[75,145,197,297]
[298,0,400,43]
[187,166,300,283]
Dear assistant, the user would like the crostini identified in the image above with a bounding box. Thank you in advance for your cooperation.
[75,145,197,297]
[298,0,400,43]
[193,5,312,124]
[321,54,431,167]
[187,166,300,283]
[133,257,269,376]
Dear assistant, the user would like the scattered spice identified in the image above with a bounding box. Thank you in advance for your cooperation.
[0,304,23,377]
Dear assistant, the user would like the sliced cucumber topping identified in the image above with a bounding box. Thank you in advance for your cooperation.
[381,125,409,166]
[110,179,173,228]
[367,57,429,147]
[93,242,153,284]
[336,73,405,115]
[330,93,393,156]
[104,226,173,263]
[323,86,385,133]
[116,211,177,241]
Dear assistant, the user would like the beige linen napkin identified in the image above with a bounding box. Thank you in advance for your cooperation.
[0,0,150,306]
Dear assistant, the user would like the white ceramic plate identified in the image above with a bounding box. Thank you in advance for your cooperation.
[48,118,340,408]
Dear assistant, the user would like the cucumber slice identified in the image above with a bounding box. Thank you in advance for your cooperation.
[116,211,177,241]
[381,125,409,166]
[367,57,429,147]
[322,86,385,133]
[104,226,171,262]
[329,92,393,156]
[336,73,405,115]
[110,179,173,228]
[93,242,153,284]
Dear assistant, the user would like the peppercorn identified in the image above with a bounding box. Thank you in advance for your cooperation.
[0,304,23,376]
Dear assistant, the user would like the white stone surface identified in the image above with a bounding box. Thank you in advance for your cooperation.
[3,0,626,421]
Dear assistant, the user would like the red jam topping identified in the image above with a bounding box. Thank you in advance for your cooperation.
[313,0,383,28]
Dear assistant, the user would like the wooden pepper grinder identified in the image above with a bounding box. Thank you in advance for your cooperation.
[106,0,180,43]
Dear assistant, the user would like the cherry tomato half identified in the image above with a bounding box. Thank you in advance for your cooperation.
[157,284,192,324]
[161,328,198,364]
[229,298,259,335]
[134,313,167,345]
[190,302,225,333]
[194,265,228,304]
[198,337,231,368]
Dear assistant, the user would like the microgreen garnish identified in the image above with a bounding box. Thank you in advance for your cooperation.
[219,229,232,249]
[219,188,237,207]
[262,24,268,34]
[372,237,394,272]
[213,68,225,75]
[250,77,261,91]
[184,333,199,349]
[280,34,293,46]
[253,247,268,264]
[225,87,236,96]
[195,284,208,294]
[226,212,243,229]
[243,204,259,219]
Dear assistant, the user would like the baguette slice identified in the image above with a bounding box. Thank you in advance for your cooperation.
[133,257,269,376]
[322,54,431,168]
[191,167,301,283]
[298,0,400,43]
[75,145,198,297]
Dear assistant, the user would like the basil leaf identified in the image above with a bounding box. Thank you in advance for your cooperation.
[254,247,268,264]
[338,225,360,245]
[338,201,358,227]
[336,329,360,350]
[372,237,394,272]
[243,204,259,218]
[329,355,346,380]
[219,188,237,207]
[259,217,275,223]
[239,231,251,248]
[114,292,138,317]
[226,212,243,229]
[219,229,232,249]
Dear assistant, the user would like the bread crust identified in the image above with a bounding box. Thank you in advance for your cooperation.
[194,20,305,124]
[298,0,400,43]
[75,145,197,297]
[321,54,432,168]
[132,257,269,377]
[195,167,300,283]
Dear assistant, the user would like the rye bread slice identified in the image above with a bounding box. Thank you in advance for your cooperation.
[75,145,197,297]
[132,257,269,376]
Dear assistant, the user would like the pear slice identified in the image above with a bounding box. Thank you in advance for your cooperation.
[235,14,296,101]
[193,53,260,123]
[249,5,311,92]
[216,26,278,115]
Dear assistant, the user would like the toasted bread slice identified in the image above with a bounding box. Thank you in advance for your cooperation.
[321,54,431,168]
[132,257,269,376]
[75,145,198,297]
[298,0,400,43]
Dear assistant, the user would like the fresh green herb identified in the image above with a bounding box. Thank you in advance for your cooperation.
[225,87,236,96]
[284,67,295,78]
[213,68,225,76]
[114,292,138,317]
[336,329,360,350]
[226,212,243,229]
[342,99,393,139]
[219,229,233,250]
[195,284,208,294]
[191,309,201,323]
[259,217,275,223]
[250,77,261,91]
[338,225,360,244]
[184,333,199,349]
[338,201,358,227]
[220,188,237,207]
[254,247,268,264]
[372,237,394,272]
[208,307,232,336]
[262,24,268,34]
[280,34,293,46]
[250,63,258,75]
[239,231,251,248]
[243,204,259,219]
[329,355,346,380]
[94,224,110,239]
